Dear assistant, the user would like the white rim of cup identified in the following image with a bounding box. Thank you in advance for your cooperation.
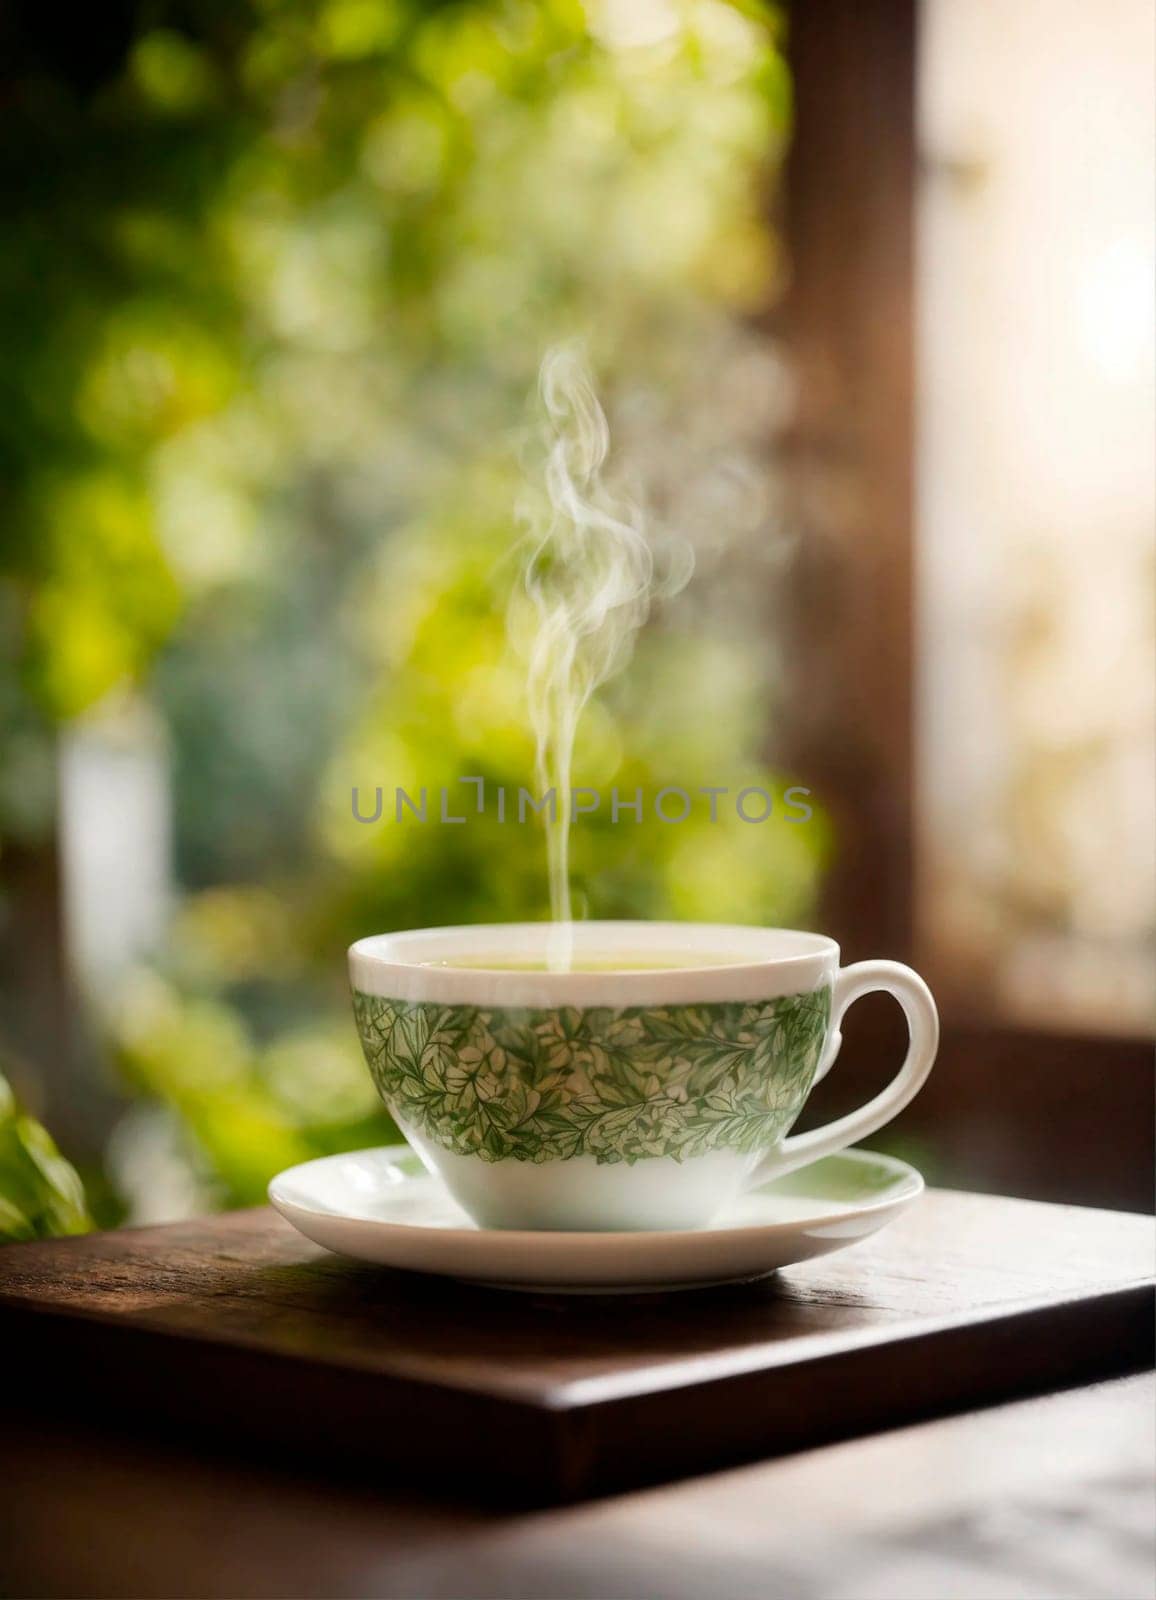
[348,921,840,1008]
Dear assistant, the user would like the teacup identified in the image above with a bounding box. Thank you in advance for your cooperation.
[349,921,938,1231]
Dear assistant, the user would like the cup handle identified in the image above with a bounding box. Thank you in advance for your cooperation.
[747,960,940,1187]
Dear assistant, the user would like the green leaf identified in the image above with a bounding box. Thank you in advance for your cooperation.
[0,1074,93,1243]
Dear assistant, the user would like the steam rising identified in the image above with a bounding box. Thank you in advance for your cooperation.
[515,342,693,969]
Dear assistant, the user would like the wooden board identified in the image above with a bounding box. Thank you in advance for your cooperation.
[0,1189,1151,1504]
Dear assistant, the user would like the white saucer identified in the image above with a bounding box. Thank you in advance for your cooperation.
[268,1145,923,1292]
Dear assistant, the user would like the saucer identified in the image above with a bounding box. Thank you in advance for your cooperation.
[268,1145,924,1292]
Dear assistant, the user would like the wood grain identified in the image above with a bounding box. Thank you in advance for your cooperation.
[0,1189,1151,1502]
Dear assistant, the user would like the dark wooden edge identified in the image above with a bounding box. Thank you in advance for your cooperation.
[778,0,918,961]
[3,1279,1151,1506]
[557,1284,1156,1499]
[0,1300,571,1508]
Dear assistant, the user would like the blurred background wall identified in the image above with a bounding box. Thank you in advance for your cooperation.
[782,0,1153,1212]
[918,0,1154,1038]
[0,0,1151,1234]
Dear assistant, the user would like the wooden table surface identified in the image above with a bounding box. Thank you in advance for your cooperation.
[2,1374,1152,1599]
[2,1189,1152,1502]
[1,1190,1153,1597]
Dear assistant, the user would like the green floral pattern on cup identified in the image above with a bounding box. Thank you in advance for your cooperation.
[353,987,831,1165]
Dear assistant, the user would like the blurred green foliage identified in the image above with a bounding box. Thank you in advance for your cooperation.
[0,1072,92,1240]
[1,0,827,1217]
